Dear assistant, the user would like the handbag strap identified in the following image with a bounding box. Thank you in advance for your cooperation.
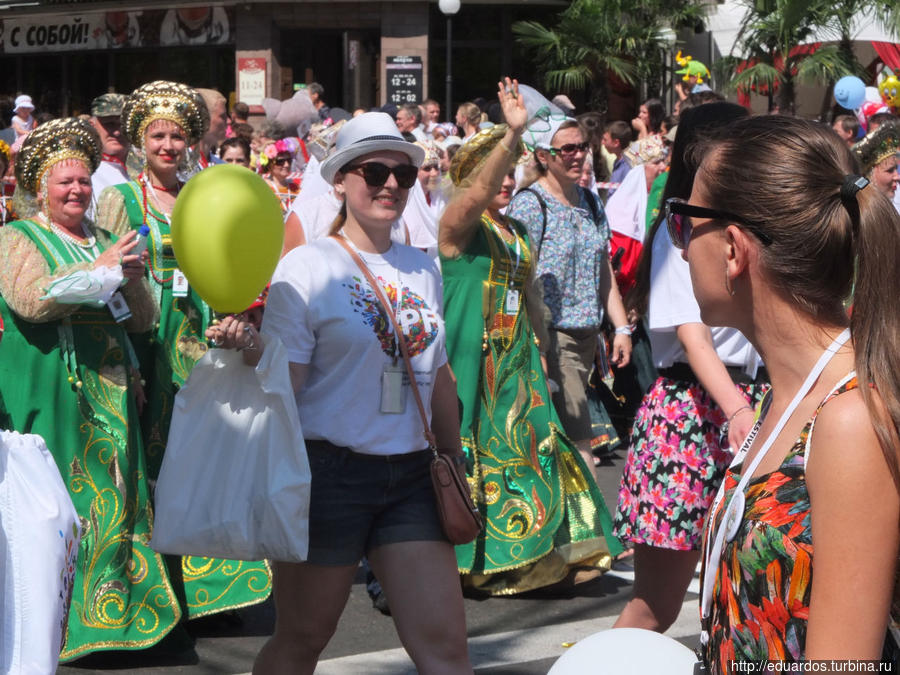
[330,235,437,450]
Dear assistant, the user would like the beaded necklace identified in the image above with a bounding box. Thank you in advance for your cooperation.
[138,171,181,285]
[36,213,94,246]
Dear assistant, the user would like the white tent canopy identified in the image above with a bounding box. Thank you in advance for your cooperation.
[705,2,898,59]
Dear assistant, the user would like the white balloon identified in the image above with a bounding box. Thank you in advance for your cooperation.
[865,86,883,104]
[547,628,697,674]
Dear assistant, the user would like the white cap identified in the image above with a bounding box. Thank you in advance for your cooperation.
[14,95,34,113]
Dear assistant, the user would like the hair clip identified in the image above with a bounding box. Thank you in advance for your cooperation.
[840,174,869,201]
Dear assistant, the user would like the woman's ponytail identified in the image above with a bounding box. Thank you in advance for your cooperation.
[849,186,900,488]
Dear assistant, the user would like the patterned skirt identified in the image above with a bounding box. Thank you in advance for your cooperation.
[613,376,768,551]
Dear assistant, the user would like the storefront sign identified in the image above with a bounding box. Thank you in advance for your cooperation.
[386,55,423,105]
[238,57,267,108]
[0,6,233,54]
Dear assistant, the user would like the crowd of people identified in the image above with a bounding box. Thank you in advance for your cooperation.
[1,62,899,675]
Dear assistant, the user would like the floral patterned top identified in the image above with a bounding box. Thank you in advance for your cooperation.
[507,183,610,331]
[701,375,860,671]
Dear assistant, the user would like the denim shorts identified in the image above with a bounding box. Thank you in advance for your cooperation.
[304,440,447,566]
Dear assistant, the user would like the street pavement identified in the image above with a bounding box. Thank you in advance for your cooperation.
[57,447,703,675]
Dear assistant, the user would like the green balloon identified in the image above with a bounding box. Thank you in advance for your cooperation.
[171,164,284,313]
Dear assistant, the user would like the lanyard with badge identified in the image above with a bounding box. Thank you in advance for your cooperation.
[695,328,851,672]
[332,235,408,414]
[487,217,522,315]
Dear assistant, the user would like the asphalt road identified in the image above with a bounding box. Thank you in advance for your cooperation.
[57,446,703,675]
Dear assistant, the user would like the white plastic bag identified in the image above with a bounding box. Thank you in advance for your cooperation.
[151,336,310,562]
[0,430,80,675]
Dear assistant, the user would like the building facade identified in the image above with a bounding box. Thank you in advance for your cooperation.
[0,0,562,120]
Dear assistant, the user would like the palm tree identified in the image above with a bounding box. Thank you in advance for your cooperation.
[812,1,900,118]
[512,0,706,114]
[718,0,856,114]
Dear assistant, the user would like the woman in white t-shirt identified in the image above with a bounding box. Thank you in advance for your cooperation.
[611,102,770,633]
[209,113,471,674]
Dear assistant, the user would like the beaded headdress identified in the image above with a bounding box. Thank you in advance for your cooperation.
[852,120,900,175]
[414,140,442,167]
[122,80,210,148]
[449,124,524,187]
[15,117,101,195]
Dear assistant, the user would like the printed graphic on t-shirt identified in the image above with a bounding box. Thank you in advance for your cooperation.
[344,276,440,358]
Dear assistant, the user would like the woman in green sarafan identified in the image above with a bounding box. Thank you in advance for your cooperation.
[95,81,270,620]
[439,79,622,595]
[0,117,180,658]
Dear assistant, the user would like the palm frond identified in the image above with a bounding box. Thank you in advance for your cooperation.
[794,45,854,85]
[728,62,782,93]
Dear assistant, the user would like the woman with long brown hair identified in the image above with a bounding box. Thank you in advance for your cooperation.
[688,115,900,669]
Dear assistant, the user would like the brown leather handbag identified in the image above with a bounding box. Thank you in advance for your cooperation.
[332,236,484,545]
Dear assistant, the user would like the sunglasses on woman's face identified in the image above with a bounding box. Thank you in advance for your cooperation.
[272,157,292,167]
[665,198,773,250]
[342,162,418,189]
[547,141,589,157]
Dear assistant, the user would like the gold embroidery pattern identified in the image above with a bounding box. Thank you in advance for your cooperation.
[182,558,272,618]
[61,315,179,659]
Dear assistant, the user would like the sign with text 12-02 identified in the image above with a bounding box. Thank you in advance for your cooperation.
[386,56,423,105]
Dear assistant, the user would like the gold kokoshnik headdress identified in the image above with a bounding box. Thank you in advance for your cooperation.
[449,124,525,187]
[852,120,900,175]
[122,80,210,148]
[15,117,101,195]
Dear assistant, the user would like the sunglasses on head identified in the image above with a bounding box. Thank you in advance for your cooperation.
[342,162,418,189]
[547,141,589,157]
[665,198,773,250]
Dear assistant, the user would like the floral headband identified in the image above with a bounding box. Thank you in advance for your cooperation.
[260,137,301,167]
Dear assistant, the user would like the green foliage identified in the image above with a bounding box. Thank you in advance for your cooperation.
[512,0,706,112]
[725,0,899,113]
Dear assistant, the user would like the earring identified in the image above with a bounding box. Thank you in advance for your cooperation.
[724,273,735,297]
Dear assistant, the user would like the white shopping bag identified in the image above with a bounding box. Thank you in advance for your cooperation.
[151,336,310,562]
[0,431,80,675]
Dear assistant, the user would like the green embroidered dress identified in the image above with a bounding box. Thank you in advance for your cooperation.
[96,181,271,618]
[441,215,623,595]
[0,219,180,659]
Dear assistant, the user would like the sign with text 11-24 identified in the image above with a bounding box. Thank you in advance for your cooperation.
[386,56,423,105]
[238,57,266,108]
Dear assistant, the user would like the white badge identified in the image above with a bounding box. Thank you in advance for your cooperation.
[505,288,520,315]
[107,291,132,323]
[172,268,189,298]
[381,362,408,414]
[723,490,745,542]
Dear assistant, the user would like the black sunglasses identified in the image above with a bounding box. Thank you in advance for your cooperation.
[547,141,589,157]
[342,162,418,189]
[272,157,292,167]
[665,198,773,250]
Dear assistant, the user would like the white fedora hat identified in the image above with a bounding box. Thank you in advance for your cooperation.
[319,112,424,185]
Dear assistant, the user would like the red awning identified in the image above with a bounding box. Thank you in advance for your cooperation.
[872,41,900,72]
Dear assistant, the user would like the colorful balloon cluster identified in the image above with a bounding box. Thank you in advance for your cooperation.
[834,74,899,125]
